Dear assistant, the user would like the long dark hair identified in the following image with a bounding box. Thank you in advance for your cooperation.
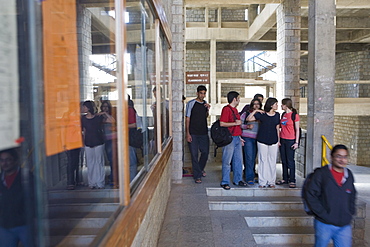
[264,97,278,112]
[83,100,96,114]
[249,99,262,112]
[100,100,112,115]
[282,98,297,114]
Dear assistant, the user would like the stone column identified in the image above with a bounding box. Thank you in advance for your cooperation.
[248,5,258,27]
[276,0,301,108]
[171,0,185,182]
[76,5,92,100]
[306,0,336,172]
[210,39,216,123]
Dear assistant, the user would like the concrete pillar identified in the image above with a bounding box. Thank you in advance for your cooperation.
[276,0,301,109]
[248,5,258,27]
[306,0,336,173]
[77,5,92,100]
[171,0,185,182]
[210,39,216,123]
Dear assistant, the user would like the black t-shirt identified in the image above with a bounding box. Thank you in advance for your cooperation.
[254,112,280,145]
[82,115,105,147]
[189,101,208,135]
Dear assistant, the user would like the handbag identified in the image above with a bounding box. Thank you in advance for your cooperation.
[129,128,143,148]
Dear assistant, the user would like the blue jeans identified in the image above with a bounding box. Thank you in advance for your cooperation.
[242,137,257,182]
[129,146,138,182]
[105,139,113,182]
[221,136,243,185]
[67,148,81,186]
[0,225,32,247]
[279,138,296,183]
[314,219,352,247]
[188,134,209,179]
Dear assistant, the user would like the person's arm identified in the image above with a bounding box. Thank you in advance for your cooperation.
[349,171,357,216]
[186,117,192,143]
[291,120,300,150]
[276,123,280,146]
[220,120,241,127]
[246,109,264,122]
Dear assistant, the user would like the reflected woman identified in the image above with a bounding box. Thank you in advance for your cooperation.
[81,100,107,189]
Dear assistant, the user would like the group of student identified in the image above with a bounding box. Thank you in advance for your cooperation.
[186,87,300,190]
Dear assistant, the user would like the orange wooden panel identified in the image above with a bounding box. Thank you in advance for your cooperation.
[42,0,82,156]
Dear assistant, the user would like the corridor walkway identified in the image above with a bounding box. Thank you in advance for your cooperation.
[157,161,370,247]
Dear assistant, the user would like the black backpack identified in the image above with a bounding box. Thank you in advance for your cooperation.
[281,111,302,146]
[210,105,237,156]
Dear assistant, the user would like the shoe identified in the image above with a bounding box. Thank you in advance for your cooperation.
[247,181,254,185]
[67,185,75,190]
[258,185,266,188]
[97,186,105,189]
[89,186,96,189]
[289,182,296,188]
[202,171,207,177]
[220,184,231,190]
[195,178,202,184]
[268,184,276,188]
[276,180,287,185]
[233,181,248,187]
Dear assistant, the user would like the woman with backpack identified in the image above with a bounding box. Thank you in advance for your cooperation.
[276,98,300,188]
[240,98,262,185]
[246,97,280,188]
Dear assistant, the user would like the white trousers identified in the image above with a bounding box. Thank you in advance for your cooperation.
[257,142,278,186]
[85,144,105,188]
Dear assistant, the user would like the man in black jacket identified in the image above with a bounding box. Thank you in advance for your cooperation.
[306,144,356,247]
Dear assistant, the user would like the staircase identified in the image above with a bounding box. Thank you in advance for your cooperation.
[206,187,366,246]
[48,189,120,247]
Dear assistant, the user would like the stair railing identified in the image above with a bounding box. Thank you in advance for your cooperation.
[321,135,333,167]
[244,51,277,74]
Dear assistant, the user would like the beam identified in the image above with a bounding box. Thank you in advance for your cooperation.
[247,4,279,41]
[89,8,116,42]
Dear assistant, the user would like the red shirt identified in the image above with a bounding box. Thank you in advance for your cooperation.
[330,167,344,186]
[4,170,19,189]
[220,105,242,136]
[280,112,300,140]
[128,107,136,124]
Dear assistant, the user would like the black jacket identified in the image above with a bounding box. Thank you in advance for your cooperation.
[306,165,356,227]
[0,170,27,229]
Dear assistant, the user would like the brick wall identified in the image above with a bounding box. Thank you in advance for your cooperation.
[221,8,246,22]
[299,115,370,167]
[209,8,218,22]
[186,8,205,22]
[216,50,245,72]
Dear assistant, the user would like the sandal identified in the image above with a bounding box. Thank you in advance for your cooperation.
[233,181,247,187]
[258,185,266,188]
[220,184,231,190]
[268,184,276,188]
[195,178,202,184]
[289,182,296,188]
[276,180,286,185]
[247,181,255,185]
[202,171,207,177]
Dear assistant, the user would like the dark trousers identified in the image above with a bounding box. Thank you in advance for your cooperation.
[67,148,81,186]
[188,134,209,179]
[279,138,296,183]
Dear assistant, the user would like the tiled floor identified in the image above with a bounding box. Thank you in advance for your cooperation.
[158,161,370,247]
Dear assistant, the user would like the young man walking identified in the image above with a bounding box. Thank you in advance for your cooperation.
[185,85,210,183]
[219,91,247,190]
[306,144,356,247]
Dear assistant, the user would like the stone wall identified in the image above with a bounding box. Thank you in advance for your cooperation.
[216,50,245,72]
[220,84,245,98]
[221,8,246,22]
[131,157,171,247]
[186,8,205,22]
[208,8,218,22]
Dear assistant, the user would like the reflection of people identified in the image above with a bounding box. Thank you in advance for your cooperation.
[100,100,117,185]
[0,148,32,247]
[185,85,210,184]
[151,86,170,144]
[219,91,246,190]
[306,145,356,247]
[81,101,107,189]
[277,98,300,188]
[247,97,280,188]
[128,95,138,181]
[63,102,84,190]
[240,98,262,185]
